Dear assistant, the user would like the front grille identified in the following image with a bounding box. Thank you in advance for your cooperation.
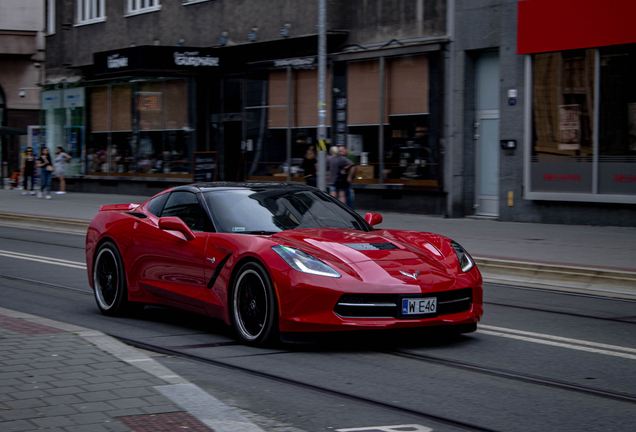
[334,288,473,319]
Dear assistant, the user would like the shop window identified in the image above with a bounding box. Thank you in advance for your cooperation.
[127,0,161,15]
[245,71,289,181]
[528,45,636,199]
[530,49,595,194]
[76,0,106,25]
[86,79,192,178]
[346,56,437,187]
[599,44,636,195]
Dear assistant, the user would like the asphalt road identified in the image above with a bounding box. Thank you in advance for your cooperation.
[1,225,635,432]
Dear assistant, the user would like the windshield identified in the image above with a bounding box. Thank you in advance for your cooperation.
[204,188,370,234]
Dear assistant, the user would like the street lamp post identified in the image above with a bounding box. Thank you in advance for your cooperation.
[317,0,327,191]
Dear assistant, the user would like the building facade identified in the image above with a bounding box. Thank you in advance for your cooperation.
[0,0,44,181]
[41,0,636,225]
[448,0,636,226]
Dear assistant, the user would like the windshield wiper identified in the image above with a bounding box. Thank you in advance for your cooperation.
[240,230,278,235]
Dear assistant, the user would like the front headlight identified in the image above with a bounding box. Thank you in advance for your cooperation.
[272,245,341,278]
[451,241,475,273]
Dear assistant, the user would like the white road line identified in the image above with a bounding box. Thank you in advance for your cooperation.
[0,249,86,269]
[479,330,636,361]
[480,324,636,354]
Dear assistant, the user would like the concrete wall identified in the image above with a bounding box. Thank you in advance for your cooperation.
[452,0,636,226]
[46,0,448,77]
[0,0,44,31]
[342,0,446,45]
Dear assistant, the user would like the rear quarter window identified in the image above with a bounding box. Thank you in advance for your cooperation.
[146,193,169,217]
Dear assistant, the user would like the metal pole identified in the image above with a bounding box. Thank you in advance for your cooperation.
[287,65,292,182]
[379,56,385,184]
[316,0,327,191]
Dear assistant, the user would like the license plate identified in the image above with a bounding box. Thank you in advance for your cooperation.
[402,297,437,316]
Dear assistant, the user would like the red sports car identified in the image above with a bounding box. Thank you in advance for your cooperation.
[86,182,483,346]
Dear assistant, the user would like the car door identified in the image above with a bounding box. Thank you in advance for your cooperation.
[131,190,210,310]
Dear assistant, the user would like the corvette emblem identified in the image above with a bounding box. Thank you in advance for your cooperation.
[400,270,420,280]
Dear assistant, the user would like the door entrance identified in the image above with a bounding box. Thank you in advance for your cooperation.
[222,120,243,181]
[475,51,500,216]
[475,116,500,216]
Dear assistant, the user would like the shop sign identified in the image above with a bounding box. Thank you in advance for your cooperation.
[174,51,219,67]
[95,46,221,75]
[273,57,316,69]
[107,54,129,69]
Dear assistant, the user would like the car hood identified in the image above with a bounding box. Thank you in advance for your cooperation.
[270,228,453,274]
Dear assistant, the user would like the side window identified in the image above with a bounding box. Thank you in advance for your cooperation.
[161,191,205,231]
[146,193,169,217]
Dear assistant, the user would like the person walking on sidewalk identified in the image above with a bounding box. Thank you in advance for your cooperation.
[37,147,54,199]
[328,146,354,205]
[20,147,36,195]
[54,146,72,194]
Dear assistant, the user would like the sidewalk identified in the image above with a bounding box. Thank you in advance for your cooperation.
[1,188,635,299]
[0,307,265,432]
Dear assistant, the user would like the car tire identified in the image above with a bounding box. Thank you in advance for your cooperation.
[231,261,279,347]
[93,241,140,316]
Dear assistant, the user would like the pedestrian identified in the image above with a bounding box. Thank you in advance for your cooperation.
[301,145,317,187]
[54,146,72,194]
[20,147,36,195]
[37,147,54,199]
[338,145,356,209]
[327,146,353,205]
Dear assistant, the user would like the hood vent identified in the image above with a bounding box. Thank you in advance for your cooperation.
[344,242,399,251]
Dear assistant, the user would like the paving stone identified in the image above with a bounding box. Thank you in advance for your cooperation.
[108,398,151,410]
[11,389,50,400]
[14,382,53,391]
[68,411,114,425]
[31,414,77,428]
[0,419,36,432]
[35,404,80,417]
[140,405,183,415]
[111,388,157,399]
[71,401,117,413]
[76,390,119,403]
[65,423,117,432]
[117,379,164,389]
[0,408,39,421]
[17,374,57,384]
[81,383,121,392]
[106,408,145,418]
[4,398,48,410]
[52,378,89,387]
[102,420,132,432]
[41,394,83,405]
[45,386,84,396]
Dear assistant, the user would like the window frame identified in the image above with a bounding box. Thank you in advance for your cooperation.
[126,0,162,17]
[182,0,212,5]
[75,0,106,26]
[523,51,636,204]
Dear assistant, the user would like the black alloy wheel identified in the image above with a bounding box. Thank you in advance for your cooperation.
[93,241,137,316]
[232,262,278,346]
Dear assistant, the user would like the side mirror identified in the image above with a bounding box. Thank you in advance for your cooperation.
[158,217,196,241]
[364,212,383,227]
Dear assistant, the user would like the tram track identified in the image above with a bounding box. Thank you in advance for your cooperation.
[2,272,636,431]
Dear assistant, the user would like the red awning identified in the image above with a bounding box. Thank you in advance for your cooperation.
[518,0,636,54]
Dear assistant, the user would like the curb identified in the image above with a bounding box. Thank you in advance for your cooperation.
[0,212,90,234]
[476,257,636,300]
[1,212,635,300]
[0,306,265,432]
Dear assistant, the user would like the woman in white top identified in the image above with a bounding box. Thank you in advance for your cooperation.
[54,146,72,194]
